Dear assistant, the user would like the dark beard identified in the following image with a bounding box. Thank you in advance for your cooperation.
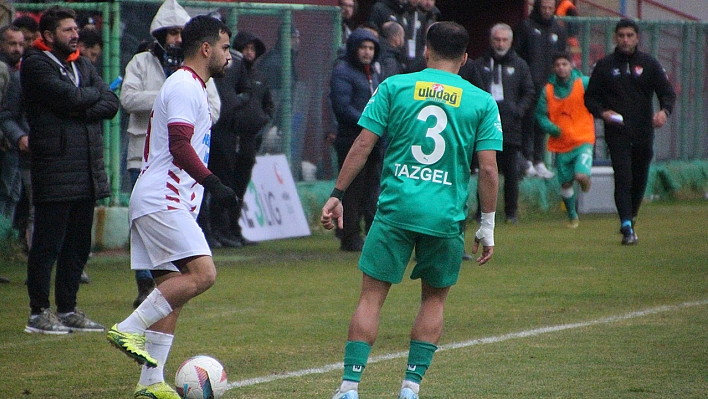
[53,40,75,60]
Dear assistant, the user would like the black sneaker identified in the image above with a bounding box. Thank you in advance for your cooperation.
[620,225,637,245]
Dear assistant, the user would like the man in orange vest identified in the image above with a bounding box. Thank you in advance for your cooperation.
[536,51,595,228]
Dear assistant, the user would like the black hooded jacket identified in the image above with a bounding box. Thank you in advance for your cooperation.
[474,48,536,147]
[330,28,380,140]
[513,0,568,90]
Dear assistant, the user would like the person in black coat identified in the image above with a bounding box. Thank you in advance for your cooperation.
[473,23,535,223]
[377,21,406,82]
[208,31,273,247]
[21,6,118,334]
[514,0,567,179]
[584,19,675,245]
[329,28,381,251]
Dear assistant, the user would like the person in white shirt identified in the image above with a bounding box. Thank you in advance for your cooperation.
[107,15,235,399]
[120,0,221,308]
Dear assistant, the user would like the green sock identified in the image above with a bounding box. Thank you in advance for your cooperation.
[405,340,438,383]
[343,341,371,382]
[563,190,578,220]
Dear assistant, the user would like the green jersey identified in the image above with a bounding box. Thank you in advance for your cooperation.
[359,68,503,237]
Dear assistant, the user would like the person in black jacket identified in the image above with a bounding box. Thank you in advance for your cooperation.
[330,28,381,251]
[514,0,567,179]
[209,31,274,247]
[474,23,535,224]
[377,21,406,82]
[21,6,119,334]
[584,19,675,245]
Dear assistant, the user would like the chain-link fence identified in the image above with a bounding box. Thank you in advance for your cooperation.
[9,4,708,205]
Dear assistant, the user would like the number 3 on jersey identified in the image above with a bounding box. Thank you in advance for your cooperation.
[412,105,447,165]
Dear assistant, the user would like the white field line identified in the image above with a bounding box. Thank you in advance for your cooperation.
[227,299,708,390]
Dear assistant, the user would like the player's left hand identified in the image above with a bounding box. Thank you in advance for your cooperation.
[472,227,494,265]
[320,197,343,230]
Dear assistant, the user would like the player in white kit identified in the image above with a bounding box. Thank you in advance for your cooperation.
[107,15,235,399]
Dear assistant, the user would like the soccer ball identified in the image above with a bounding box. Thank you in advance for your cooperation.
[175,355,228,399]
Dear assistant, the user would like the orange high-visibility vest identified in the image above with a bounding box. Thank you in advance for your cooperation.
[556,0,577,16]
[546,78,595,153]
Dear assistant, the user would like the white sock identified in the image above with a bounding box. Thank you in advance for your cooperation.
[402,380,420,394]
[560,186,574,199]
[138,330,174,386]
[117,289,173,334]
[339,380,359,393]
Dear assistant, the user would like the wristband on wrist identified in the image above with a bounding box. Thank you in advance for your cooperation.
[330,187,344,200]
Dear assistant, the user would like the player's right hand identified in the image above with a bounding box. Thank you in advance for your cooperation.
[320,197,343,230]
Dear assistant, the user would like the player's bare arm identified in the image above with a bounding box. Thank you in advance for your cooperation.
[472,149,499,265]
[321,129,380,230]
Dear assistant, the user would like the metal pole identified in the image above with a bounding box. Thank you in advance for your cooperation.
[110,1,123,204]
[280,11,293,166]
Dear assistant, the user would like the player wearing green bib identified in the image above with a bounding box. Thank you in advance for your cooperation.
[321,22,502,399]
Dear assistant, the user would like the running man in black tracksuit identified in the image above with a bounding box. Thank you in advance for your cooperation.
[584,19,675,245]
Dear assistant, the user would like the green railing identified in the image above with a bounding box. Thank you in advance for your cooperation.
[13,1,340,206]
[10,4,706,206]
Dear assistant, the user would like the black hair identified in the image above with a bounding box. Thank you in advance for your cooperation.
[0,25,22,41]
[552,51,572,64]
[78,27,103,48]
[38,6,76,38]
[381,21,403,40]
[12,15,38,33]
[426,21,469,60]
[615,18,640,34]
[180,15,231,58]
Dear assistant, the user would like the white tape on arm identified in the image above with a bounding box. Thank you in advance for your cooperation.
[475,212,495,247]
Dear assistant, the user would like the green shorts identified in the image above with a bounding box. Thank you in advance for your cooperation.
[556,143,594,184]
[359,219,465,288]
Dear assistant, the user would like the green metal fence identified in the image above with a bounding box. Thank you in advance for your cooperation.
[9,4,707,205]
[14,1,341,206]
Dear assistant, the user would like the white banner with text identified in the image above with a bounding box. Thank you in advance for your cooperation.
[240,154,311,241]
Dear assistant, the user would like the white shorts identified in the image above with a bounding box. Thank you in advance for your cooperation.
[131,210,211,272]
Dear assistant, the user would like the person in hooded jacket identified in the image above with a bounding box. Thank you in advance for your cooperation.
[21,6,119,334]
[208,31,274,248]
[120,0,221,308]
[330,28,381,251]
[514,0,567,179]
[473,23,535,224]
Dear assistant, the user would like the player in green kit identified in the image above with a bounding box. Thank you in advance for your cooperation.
[321,21,502,399]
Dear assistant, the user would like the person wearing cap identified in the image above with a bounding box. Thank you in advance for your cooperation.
[120,0,221,308]
[208,31,273,248]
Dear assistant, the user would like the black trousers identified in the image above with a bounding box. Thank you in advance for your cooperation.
[334,137,381,246]
[605,132,654,223]
[27,199,94,314]
[212,132,258,237]
[521,98,546,165]
[475,145,521,219]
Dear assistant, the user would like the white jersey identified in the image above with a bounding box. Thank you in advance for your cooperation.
[129,67,213,221]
